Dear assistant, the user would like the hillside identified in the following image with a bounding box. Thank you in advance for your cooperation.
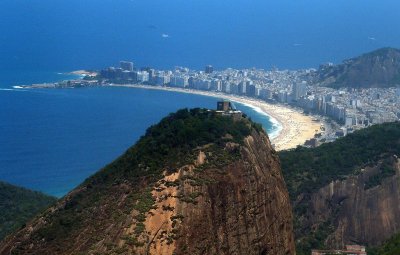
[0,182,56,241]
[368,232,400,255]
[317,47,400,88]
[0,108,295,255]
[279,122,400,254]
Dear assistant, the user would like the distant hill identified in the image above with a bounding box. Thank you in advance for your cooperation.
[0,182,56,241]
[317,47,400,88]
[0,109,295,255]
[279,122,400,255]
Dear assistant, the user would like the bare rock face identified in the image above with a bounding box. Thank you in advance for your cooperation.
[170,130,295,255]
[305,158,400,248]
[0,110,295,255]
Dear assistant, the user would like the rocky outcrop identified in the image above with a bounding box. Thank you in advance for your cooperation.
[129,130,295,255]
[0,110,295,255]
[303,157,400,248]
[317,47,400,88]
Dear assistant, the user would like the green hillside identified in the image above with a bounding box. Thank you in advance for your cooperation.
[368,232,400,255]
[279,121,400,254]
[317,47,400,88]
[280,121,400,200]
[0,181,56,240]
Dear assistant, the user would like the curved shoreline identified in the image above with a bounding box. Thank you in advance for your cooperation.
[234,100,283,140]
[109,84,322,151]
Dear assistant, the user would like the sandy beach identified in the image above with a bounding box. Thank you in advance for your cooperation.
[110,84,322,151]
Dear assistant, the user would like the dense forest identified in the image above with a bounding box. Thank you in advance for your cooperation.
[0,181,56,240]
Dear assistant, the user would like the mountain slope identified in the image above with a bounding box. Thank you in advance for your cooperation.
[368,232,400,255]
[317,47,400,88]
[0,108,295,255]
[0,182,56,241]
[279,122,400,254]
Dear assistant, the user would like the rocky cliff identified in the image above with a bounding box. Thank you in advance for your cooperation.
[304,157,400,248]
[0,108,295,255]
[317,47,400,88]
[279,122,400,254]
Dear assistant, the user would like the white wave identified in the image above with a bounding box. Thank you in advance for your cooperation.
[230,100,283,139]
[1,87,28,92]
[268,122,283,140]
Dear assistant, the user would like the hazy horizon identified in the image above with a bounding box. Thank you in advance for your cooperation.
[1,0,400,71]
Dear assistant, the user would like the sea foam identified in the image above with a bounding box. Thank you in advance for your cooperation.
[231,100,283,140]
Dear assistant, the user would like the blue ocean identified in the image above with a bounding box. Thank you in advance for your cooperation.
[1,0,400,196]
[0,73,277,197]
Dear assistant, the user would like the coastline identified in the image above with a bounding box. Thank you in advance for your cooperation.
[70,70,98,77]
[109,84,322,151]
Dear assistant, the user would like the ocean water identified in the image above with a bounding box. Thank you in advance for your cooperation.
[1,0,400,196]
[0,0,399,71]
[0,75,277,197]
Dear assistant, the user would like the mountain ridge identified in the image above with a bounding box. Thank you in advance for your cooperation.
[317,47,400,88]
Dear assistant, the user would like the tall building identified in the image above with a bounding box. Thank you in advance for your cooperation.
[120,61,134,72]
[277,91,287,103]
[170,76,189,88]
[246,84,256,97]
[100,67,116,79]
[211,79,222,91]
[238,82,246,95]
[136,71,149,83]
[205,65,214,74]
[292,81,307,100]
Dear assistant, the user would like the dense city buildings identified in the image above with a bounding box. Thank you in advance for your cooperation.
[31,61,400,146]
[205,65,214,74]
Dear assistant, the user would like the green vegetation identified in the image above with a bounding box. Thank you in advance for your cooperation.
[24,108,256,248]
[280,122,400,200]
[279,122,400,255]
[364,160,396,190]
[368,232,400,255]
[0,181,56,240]
[294,219,335,254]
[366,47,399,58]
[89,108,252,186]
